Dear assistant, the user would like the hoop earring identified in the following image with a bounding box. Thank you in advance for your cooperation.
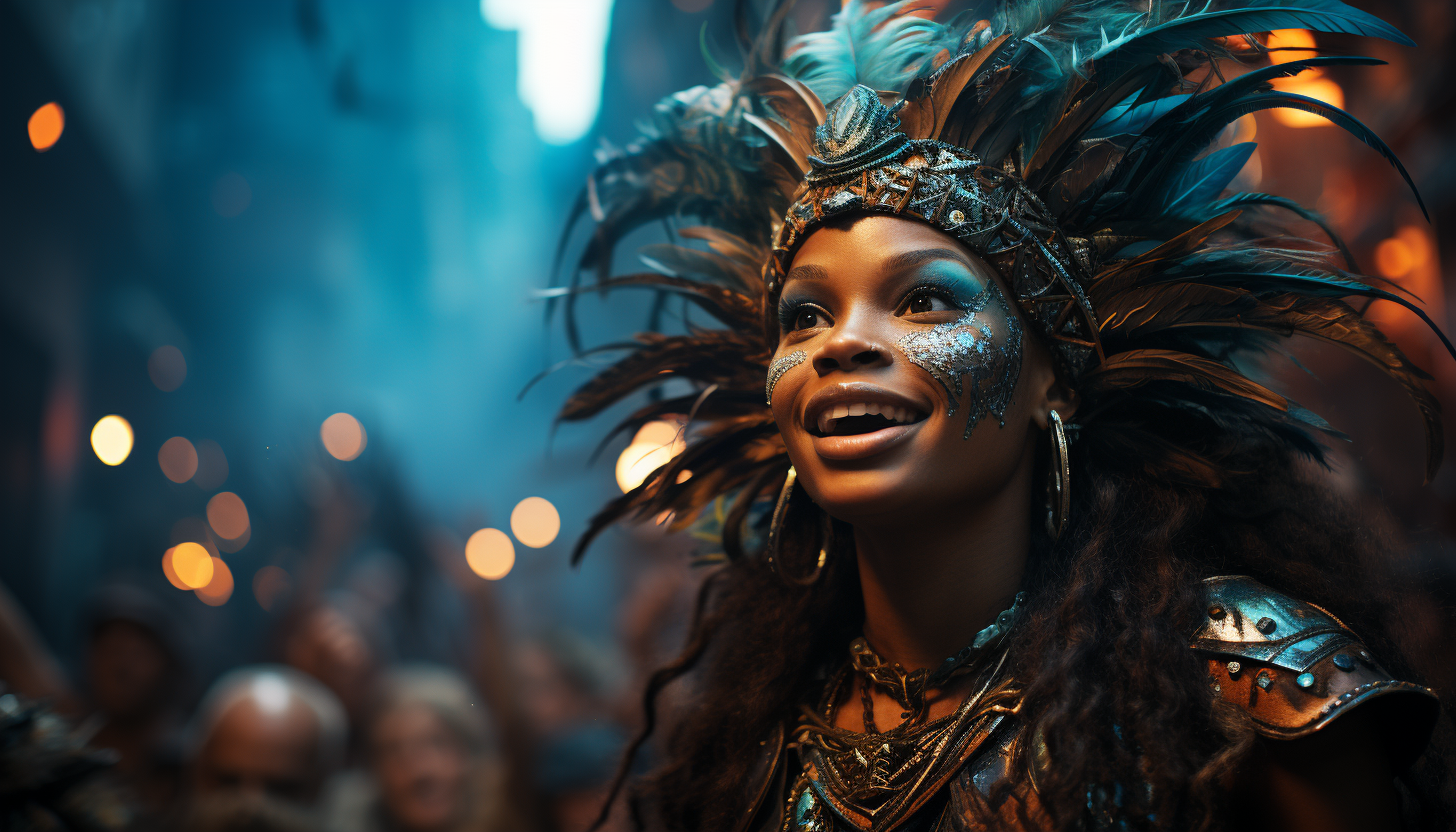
[1045,410,1071,540]
[766,466,827,585]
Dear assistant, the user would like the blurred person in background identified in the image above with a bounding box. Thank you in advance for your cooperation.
[0,580,188,820]
[182,665,346,831]
[325,664,516,832]
[279,596,385,762]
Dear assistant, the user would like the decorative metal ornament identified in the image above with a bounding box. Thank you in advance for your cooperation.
[1045,410,1070,539]
[765,466,828,585]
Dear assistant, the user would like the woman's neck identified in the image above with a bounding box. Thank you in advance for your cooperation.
[851,457,1033,672]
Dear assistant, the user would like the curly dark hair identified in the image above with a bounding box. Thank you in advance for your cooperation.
[608,443,1451,832]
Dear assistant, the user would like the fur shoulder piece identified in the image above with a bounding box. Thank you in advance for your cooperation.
[1192,575,1437,768]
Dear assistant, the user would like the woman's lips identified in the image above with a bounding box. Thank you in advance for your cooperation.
[810,420,922,461]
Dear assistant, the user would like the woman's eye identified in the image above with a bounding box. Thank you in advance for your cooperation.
[904,291,957,315]
[792,307,824,331]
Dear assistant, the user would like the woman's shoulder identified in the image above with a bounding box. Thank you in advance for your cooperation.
[1189,574,1438,769]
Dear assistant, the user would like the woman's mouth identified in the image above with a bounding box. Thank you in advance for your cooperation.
[803,395,929,461]
[811,401,925,437]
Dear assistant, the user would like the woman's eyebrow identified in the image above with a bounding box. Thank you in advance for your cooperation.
[782,247,974,290]
[882,247,975,277]
[782,263,829,288]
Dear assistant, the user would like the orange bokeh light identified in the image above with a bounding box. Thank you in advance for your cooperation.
[158,437,199,483]
[162,547,189,590]
[1270,76,1343,127]
[171,541,215,589]
[510,496,561,548]
[196,557,234,606]
[615,420,686,493]
[1266,29,1317,65]
[321,412,367,461]
[28,103,64,151]
[207,491,250,540]
[465,528,515,580]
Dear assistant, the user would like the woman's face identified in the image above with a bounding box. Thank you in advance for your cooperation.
[769,215,1059,524]
[371,704,469,832]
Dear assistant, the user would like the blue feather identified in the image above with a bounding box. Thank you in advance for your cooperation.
[1088,0,1413,77]
[1090,94,1191,138]
[1158,142,1258,217]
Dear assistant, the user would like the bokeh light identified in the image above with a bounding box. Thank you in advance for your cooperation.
[162,547,189,590]
[158,437,199,483]
[28,102,64,151]
[320,412,367,461]
[147,345,187,391]
[196,557,234,606]
[207,491,250,540]
[171,541,215,589]
[1266,29,1317,65]
[615,419,686,493]
[193,440,229,490]
[1270,76,1343,127]
[510,496,560,548]
[90,415,134,466]
[465,528,515,580]
[1376,236,1415,278]
[212,172,252,217]
[253,565,293,611]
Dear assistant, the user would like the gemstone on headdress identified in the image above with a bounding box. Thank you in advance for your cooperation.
[805,85,907,184]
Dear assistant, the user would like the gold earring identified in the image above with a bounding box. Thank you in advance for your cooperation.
[1046,410,1070,540]
[766,466,827,585]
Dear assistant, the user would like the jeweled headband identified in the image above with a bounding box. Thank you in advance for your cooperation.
[762,84,1102,377]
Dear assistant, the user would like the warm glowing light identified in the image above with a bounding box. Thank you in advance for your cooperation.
[1375,227,1431,280]
[28,103,64,151]
[510,496,561,548]
[162,547,189,590]
[1375,237,1414,278]
[320,412,367,461]
[171,541,215,589]
[212,172,252,217]
[253,565,292,611]
[196,557,234,606]
[158,437,198,483]
[207,491,250,540]
[90,415,134,466]
[615,420,686,493]
[148,345,187,391]
[1266,29,1317,65]
[1271,76,1343,128]
[193,440,229,490]
[465,528,515,580]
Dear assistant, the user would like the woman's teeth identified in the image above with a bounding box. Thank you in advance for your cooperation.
[816,402,920,435]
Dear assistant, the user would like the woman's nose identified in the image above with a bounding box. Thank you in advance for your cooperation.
[812,315,891,375]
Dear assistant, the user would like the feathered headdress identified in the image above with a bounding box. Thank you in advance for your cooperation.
[549,0,1454,563]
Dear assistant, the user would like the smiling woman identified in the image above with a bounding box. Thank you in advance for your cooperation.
[547,2,1453,831]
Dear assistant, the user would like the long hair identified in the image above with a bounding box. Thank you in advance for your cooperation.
[545,2,1455,829]
[615,449,1452,832]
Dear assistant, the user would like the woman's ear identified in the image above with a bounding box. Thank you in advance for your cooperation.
[1025,336,1080,430]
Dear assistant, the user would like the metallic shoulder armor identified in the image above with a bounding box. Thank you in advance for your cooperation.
[1192,575,1438,768]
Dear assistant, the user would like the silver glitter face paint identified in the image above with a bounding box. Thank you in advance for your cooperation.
[895,281,1023,438]
[765,350,807,405]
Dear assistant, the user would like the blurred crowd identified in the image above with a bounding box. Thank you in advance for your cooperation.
[0,460,701,832]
